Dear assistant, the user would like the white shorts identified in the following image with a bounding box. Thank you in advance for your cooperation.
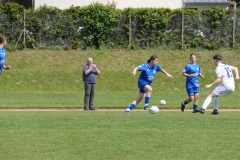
[212,84,235,96]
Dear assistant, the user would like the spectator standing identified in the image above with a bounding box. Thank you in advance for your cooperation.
[82,58,100,111]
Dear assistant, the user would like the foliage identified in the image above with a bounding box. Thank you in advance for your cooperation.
[0,2,239,50]
[0,2,25,46]
[79,3,121,49]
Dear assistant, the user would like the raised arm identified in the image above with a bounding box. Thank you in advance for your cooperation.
[92,64,100,75]
[84,65,93,75]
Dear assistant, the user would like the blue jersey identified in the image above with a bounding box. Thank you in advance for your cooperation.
[0,48,6,75]
[183,63,201,89]
[138,63,162,85]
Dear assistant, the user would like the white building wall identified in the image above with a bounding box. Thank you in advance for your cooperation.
[34,0,182,10]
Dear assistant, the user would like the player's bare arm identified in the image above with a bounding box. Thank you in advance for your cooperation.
[161,69,174,78]
[3,65,10,70]
[205,77,221,89]
[199,73,204,79]
[182,73,195,77]
[132,67,138,76]
[231,66,239,80]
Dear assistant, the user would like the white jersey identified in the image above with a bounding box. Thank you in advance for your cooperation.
[215,63,235,87]
[212,63,235,96]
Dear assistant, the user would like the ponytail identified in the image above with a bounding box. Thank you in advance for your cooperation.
[147,55,158,63]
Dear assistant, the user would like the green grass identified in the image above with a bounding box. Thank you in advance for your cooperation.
[3,49,240,93]
[1,49,240,159]
[1,49,240,109]
[1,92,240,109]
[0,111,240,160]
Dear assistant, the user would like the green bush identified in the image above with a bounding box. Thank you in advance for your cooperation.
[0,2,238,50]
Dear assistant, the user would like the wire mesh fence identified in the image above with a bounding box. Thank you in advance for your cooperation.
[0,10,240,50]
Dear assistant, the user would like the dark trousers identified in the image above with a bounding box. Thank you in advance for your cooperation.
[84,83,95,110]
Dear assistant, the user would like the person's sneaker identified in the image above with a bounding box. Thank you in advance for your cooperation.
[192,110,198,113]
[124,109,130,114]
[211,109,219,115]
[196,108,205,114]
[181,103,185,112]
[144,106,150,110]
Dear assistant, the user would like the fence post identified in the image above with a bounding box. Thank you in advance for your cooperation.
[128,16,132,50]
[182,7,184,50]
[181,0,185,50]
[16,10,34,48]
[23,11,26,45]
[233,2,236,48]
[16,11,26,46]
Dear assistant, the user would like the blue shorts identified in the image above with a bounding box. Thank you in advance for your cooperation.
[138,80,149,93]
[186,87,200,96]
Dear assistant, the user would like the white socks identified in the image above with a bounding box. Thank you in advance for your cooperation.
[202,97,212,110]
[213,97,219,110]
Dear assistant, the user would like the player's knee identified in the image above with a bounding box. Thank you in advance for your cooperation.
[148,87,153,93]
[189,96,194,101]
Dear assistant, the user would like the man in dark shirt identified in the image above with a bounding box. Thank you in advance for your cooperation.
[82,58,100,111]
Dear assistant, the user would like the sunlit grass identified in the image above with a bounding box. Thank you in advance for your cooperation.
[0,92,240,109]
[3,49,240,94]
[0,111,239,160]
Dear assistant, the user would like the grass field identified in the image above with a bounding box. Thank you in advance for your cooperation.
[0,111,240,160]
[1,49,240,159]
[0,92,240,109]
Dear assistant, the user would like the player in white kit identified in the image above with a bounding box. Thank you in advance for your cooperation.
[196,54,240,114]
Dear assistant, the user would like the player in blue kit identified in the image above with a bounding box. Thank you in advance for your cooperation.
[124,55,174,114]
[0,35,10,75]
[181,54,204,113]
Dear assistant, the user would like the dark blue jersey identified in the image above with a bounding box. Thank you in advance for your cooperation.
[0,48,6,75]
[138,63,162,85]
[183,63,201,89]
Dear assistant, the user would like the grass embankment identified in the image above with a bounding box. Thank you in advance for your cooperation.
[1,49,240,108]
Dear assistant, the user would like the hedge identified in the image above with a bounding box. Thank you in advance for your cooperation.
[0,2,239,50]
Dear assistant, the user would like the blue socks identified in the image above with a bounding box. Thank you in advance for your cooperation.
[128,104,135,110]
[193,104,198,110]
[145,97,150,105]
[183,101,188,105]
[128,97,150,110]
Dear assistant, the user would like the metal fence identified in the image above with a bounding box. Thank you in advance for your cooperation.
[0,10,240,50]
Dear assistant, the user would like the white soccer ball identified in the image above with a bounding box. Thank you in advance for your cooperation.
[149,106,160,114]
[160,100,166,106]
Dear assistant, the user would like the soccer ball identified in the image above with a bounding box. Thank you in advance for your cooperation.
[160,100,166,106]
[149,106,160,114]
